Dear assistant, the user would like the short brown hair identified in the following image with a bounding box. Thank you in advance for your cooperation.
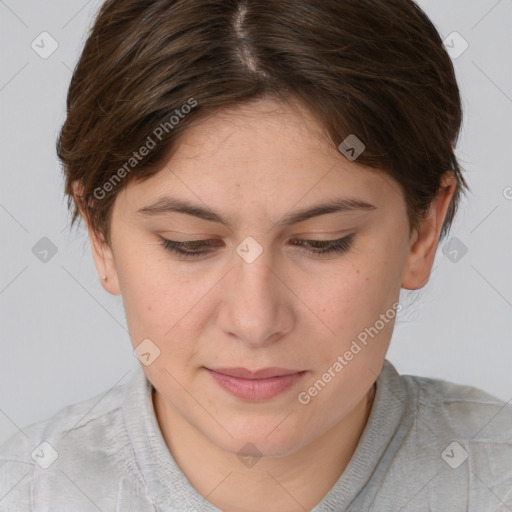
[57,0,469,246]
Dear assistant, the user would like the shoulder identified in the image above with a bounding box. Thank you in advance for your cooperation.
[401,371,512,443]
[0,373,147,511]
[396,370,512,509]
[0,377,127,452]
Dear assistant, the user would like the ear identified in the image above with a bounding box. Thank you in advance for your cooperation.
[401,172,457,290]
[72,182,121,296]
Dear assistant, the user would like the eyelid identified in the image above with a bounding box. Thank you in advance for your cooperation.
[158,233,356,259]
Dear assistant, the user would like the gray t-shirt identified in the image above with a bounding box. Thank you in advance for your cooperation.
[1,359,511,511]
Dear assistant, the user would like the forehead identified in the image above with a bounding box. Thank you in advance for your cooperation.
[117,97,403,218]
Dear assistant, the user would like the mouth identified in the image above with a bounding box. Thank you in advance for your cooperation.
[204,367,307,401]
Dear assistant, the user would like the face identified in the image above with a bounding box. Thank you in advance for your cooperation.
[87,97,453,458]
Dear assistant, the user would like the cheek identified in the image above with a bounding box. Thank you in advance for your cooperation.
[121,268,210,374]
[114,247,180,342]
[312,258,401,348]
[124,279,187,340]
[310,265,372,323]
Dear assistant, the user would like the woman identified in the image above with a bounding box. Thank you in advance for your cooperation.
[1,0,511,510]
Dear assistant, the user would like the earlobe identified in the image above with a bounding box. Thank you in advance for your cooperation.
[401,172,457,290]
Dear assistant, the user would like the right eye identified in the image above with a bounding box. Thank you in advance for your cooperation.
[159,238,221,258]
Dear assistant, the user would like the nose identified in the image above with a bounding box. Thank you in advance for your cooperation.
[216,244,294,348]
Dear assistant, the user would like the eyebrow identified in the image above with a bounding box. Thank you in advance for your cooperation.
[137,196,377,228]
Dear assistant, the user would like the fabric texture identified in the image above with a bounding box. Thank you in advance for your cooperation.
[1,359,511,511]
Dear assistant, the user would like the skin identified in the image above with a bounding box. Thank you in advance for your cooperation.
[77,97,456,512]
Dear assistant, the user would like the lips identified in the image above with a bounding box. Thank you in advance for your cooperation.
[204,367,307,401]
[207,367,302,379]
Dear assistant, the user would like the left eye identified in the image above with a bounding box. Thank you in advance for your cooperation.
[159,234,355,259]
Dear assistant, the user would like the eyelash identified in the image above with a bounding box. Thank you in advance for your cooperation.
[159,234,355,259]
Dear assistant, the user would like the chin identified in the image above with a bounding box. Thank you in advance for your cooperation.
[207,420,307,460]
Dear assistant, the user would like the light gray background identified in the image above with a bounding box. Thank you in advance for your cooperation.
[1,0,511,446]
